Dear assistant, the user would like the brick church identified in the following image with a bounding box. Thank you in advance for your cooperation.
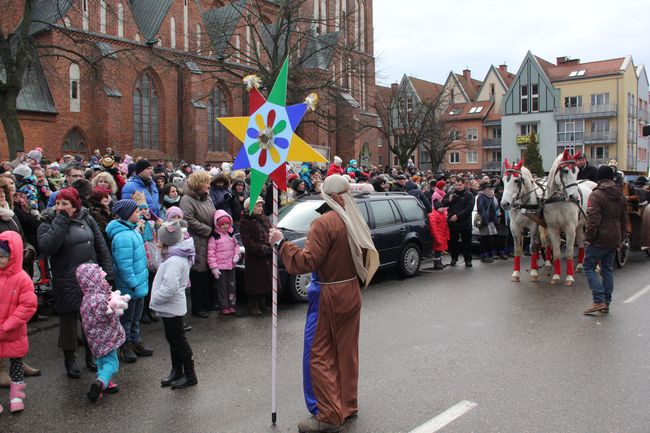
[0,0,382,167]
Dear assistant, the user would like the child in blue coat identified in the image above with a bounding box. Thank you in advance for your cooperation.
[105,199,152,363]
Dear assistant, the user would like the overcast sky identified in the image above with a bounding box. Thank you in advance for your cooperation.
[373,0,650,86]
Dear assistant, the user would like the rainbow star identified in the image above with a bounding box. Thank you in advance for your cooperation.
[218,58,327,213]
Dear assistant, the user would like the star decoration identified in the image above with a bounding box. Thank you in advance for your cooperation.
[218,58,327,213]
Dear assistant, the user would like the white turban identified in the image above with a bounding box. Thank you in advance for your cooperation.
[321,175,379,288]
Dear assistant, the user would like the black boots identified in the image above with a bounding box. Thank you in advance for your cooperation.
[64,350,81,379]
[87,380,103,403]
[119,342,137,363]
[132,341,154,357]
[170,356,198,389]
[161,352,183,387]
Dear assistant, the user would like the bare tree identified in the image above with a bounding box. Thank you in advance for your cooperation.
[0,0,141,158]
[376,83,462,170]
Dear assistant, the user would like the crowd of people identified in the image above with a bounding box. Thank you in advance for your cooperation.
[0,146,648,415]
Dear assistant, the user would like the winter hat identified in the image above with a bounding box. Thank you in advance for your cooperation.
[243,196,264,210]
[56,187,82,210]
[101,155,116,169]
[334,156,343,166]
[13,164,32,179]
[597,165,614,181]
[90,188,110,204]
[27,149,43,164]
[112,199,139,220]
[158,221,183,247]
[287,173,299,183]
[134,159,152,174]
[216,215,231,226]
[165,206,184,222]
[0,239,10,257]
[436,180,446,189]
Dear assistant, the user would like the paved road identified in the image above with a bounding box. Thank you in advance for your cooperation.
[2,253,650,433]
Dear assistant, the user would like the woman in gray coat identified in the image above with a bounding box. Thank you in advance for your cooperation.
[179,172,216,318]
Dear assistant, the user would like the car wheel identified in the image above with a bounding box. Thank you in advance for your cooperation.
[399,242,421,277]
[615,236,629,268]
[287,273,310,302]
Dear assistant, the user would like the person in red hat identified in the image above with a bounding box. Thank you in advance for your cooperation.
[38,188,114,379]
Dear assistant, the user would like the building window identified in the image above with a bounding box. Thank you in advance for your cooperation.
[320,0,327,34]
[491,151,501,162]
[531,84,539,112]
[82,0,89,31]
[183,0,189,51]
[378,154,383,165]
[590,146,609,160]
[466,128,478,141]
[133,72,160,149]
[520,124,537,136]
[207,87,228,152]
[450,88,455,101]
[377,137,383,148]
[196,25,202,55]
[63,128,87,152]
[557,120,583,142]
[117,3,124,37]
[565,96,582,108]
[466,151,478,163]
[520,85,528,113]
[591,93,609,107]
[489,83,495,98]
[356,0,365,51]
[492,127,502,138]
[449,152,460,164]
[591,119,610,134]
[450,129,460,141]
[170,17,176,49]
[100,0,106,33]
[69,63,80,112]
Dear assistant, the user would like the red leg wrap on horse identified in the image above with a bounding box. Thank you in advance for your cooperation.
[578,247,585,264]
[546,245,552,262]
[514,256,521,272]
[566,258,574,276]
[553,259,561,275]
[531,252,539,270]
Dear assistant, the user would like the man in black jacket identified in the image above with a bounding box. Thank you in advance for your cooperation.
[442,179,475,267]
[583,165,627,315]
[576,154,598,182]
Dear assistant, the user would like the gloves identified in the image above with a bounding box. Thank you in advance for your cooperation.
[269,228,283,245]
[212,268,221,279]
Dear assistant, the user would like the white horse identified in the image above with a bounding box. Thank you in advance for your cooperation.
[500,160,545,282]
[543,151,596,285]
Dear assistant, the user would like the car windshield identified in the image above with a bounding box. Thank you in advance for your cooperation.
[277,200,324,232]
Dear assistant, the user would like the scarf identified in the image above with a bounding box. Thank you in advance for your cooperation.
[321,175,379,288]
[163,195,181,206]
[0,201,15,222]
[166,238,195,266]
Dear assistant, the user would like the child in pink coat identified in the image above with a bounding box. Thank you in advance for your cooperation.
[0,231,38,413]
[207,210,240,315]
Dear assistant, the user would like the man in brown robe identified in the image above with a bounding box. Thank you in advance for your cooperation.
[270,175,379,433]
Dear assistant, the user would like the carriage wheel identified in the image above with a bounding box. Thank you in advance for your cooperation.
[615,236,630,268]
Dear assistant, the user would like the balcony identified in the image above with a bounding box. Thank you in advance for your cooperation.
[583,129,617,144]
[557,132,584,143]
[482,137,502,149]
[554,103,618,120]
[482,160,502,171]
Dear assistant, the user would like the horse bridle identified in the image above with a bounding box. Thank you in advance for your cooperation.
[504,168,540,210]
[549,160,580,203]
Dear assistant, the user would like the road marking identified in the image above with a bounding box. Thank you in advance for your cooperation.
[623,284,650,304]
[408,400,478,433]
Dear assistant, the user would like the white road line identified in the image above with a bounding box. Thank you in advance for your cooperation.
[408,400,478,433]
[623,285,650,304]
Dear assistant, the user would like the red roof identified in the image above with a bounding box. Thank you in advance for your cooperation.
[535,55,625,81]
[444,100,493,121]
[408,76,443,101]
[496,68,516,87]
[455,74,483,102]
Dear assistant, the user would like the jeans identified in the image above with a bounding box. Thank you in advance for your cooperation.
[583,245,616,304]
[96,350,119,387]
[120,297,144,343]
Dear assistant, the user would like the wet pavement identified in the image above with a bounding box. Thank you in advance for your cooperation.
[2,252,650,433]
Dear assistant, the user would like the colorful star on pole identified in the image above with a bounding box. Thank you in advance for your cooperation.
[218,58,328,213]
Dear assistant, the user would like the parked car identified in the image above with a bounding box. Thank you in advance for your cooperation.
[236,192,433,302]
